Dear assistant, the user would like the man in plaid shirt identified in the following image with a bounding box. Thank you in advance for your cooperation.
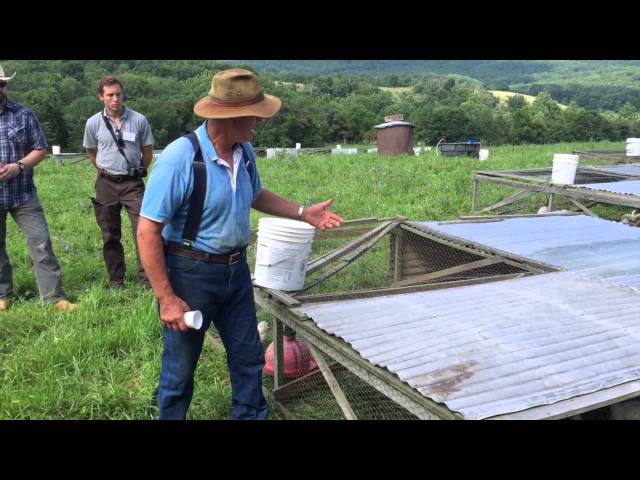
[0,64,77,312]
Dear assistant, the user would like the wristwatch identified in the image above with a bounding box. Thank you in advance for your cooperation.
[16,161,25,173]
[297,205,305,219]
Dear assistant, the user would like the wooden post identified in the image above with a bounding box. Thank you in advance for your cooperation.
[272,316,285,389]
[306,343,358,420]
[472,177,479,212]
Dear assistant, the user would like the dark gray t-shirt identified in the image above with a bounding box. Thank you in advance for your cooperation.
[83,107,154,175]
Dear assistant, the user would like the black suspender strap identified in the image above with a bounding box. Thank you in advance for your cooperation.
[180,134,256,248]
[182,132,207,247]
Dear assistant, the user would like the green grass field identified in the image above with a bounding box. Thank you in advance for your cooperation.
[0,140,628,419]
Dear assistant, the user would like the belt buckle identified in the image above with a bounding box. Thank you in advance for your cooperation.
[228,251,242,265]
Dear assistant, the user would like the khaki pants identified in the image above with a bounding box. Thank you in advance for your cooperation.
[91,174,149,286]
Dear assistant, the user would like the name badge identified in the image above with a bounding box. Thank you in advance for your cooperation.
[122,131,136,142]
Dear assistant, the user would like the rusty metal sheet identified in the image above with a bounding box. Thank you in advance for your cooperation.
[293,272,640,419]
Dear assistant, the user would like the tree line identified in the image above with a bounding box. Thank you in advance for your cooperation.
[3,60,640,151]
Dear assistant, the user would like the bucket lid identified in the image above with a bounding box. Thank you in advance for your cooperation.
[627,138,640,143]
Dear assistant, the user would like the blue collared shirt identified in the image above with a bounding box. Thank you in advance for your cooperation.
[140,122,263,254]
[0,99,49,210]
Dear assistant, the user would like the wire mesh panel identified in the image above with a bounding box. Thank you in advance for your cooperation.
[252,220,424,419]
[263,345,419,420]
[390,227,530,286]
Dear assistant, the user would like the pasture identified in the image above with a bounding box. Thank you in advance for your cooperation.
[0,140,626,419]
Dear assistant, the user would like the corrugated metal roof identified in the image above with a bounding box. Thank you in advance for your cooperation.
[416,215,640,289]
[591,164,640,176]
[574,179,640,196]
[293,272,640,419]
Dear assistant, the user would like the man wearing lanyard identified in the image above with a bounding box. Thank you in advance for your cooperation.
[0,63,77,312]
[83,76,154,289]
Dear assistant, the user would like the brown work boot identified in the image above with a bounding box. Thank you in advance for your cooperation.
[55,299,79,312]
[0,300,8,311]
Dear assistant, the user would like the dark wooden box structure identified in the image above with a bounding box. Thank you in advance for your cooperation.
[439,142,481,158]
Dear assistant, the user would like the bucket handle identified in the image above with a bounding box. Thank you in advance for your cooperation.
[256,244,309,268]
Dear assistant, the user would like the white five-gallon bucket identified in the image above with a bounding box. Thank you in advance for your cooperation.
[52,145,61,155]
[254,217,315,291]
[626,138,640,157]
[479,149,489,161]
[551,153,580,184]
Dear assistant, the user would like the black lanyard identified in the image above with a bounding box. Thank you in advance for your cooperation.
[102,114,133,168]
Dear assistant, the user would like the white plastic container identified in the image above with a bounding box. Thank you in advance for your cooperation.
[551,153,580,184]
[52,145,61,155]
[254,217,315,291]
[626,138,640,157]
[183,310,203,330]
[331,148,358,155]
[479,149,489,161]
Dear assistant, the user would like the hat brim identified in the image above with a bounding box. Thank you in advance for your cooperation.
[194,94,282,119]
[0,71,16,82]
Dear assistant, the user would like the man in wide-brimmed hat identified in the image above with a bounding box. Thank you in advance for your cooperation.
[138,68,343,420]
[0,63,77,312]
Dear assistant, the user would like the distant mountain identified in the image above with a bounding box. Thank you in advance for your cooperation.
[233,60,640,88]
[232,60,640,111]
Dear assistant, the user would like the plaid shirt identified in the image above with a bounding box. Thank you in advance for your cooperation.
[0,99,48,209]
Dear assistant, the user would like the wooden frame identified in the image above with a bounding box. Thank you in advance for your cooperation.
[471,169,640,214]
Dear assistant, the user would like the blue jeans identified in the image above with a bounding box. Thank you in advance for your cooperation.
[158,253,267,420]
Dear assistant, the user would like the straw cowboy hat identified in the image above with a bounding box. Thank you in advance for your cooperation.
[0,64,16,82]
[194,69,281,119]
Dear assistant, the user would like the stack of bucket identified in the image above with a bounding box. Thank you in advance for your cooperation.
[551,153,580,184]
[254,217,315,291]
[626,138,640,157]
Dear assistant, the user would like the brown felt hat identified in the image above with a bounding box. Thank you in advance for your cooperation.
[194,69,281,119]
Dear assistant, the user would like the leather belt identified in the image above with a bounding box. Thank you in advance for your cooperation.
[98,169,136,183]
[164,241,247,265]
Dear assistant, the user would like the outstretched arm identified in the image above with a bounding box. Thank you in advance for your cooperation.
[252,189,344,230]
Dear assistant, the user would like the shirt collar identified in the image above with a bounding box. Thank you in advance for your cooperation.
[1,98,17,113]
[195,120,242,164]
[103,106,128,120]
